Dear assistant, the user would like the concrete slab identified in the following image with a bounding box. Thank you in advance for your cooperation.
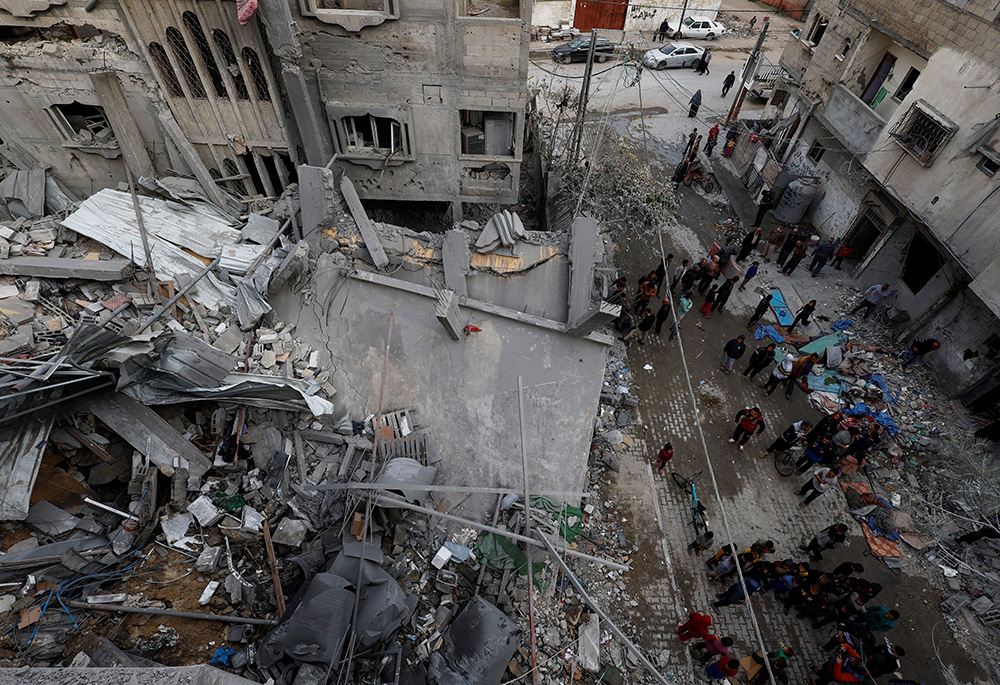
[567,216,601,326]
[0,256,131,281]
[442,230,469,296]
[340,175,389,269]
[298,165,334,239]
[273,255,608,515]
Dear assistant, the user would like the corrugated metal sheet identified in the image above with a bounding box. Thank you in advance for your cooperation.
[0,416,55,521]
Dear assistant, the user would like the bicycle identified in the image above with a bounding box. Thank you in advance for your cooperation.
[672,471,709,533]
[773,446,802,477]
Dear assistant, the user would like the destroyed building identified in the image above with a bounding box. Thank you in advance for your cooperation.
[0,0,532,219]
[749,0,1000,399]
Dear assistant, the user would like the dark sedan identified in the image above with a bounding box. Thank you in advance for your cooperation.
[551,36,615,64]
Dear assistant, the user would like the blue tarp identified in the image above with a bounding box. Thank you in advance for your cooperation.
[754,324,785,342]
[807,370,845,394]
[769,288,793,325]
[831,319,853,331]
[843,402,899,435]
[799,332,847,355]
[870,374,900,406]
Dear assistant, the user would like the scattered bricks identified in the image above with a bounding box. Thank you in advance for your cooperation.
[195,546,221,573]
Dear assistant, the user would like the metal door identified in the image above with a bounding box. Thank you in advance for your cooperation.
[573,0,627,31]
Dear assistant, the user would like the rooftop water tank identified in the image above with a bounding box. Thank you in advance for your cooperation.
[773,177,818,224]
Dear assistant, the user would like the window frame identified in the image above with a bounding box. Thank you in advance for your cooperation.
[892,67,921,103]
[46,102,120,156]
[298,0,399,31]
[888,99,958,166]
[328,105,414,165]
[805,14,828,47]
[977,146,1000,177]
[807,139,826,163]
[458,109,518,161]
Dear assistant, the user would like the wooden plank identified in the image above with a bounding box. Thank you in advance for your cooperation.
[340,175,389,269]
[156,109,231,211]
[62,426,116,465]
[89,72,155,178]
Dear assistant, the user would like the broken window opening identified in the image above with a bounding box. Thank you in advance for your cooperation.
[183,11,227,99]
[319,0,384,8]
[302,0,399,30]
[340,115,410,157]
[242,47,271,102]
[222,158,248,195]
[977,152,1000,177]
[806,15,828,47]
[149,41,184,97]
[889,100,956,166]
[893,67,920,102]
[212,30,250,100]
[460,110,515,157]
[239,152,270,196]
[837,38,851,59]
[459,0,520,18]
[276,152,297,183]
[166,26,206,99]
[260,153,283,193]
[807,139,826,163]
[900,231,944,294]
[47,102,119,155]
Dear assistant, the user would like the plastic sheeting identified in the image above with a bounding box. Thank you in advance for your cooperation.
[259,572,354,667]
[328,552,412,649]
[235,280,272,331]
[428,595,522,685]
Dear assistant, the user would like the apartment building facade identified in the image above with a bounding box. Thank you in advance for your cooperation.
[770,0,1000,399]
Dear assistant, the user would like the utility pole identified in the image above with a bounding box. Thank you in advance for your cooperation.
[675,0,688,39]
[571,29,598,164]
[727,22,768,124]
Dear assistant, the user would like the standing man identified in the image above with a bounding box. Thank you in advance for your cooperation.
[721,335,747,374]
[776,228,800,266]
[831,243,852,270]
[668,292,693,341]
[671,258,690,291]
[851,283,892,319]
[705,124,720,157]
[684,128,698,158]
[714,277,738,313]
[779,241,807,276]
[762,225,786,262]
[787,299,817,333]
[785,352,819,399]
[901,337,941,369]
[746,293,772,329]
[742,342,777,381]
[689,89,703,117]
[722,70,736,97]
[695,48,712,75]
[729,406,766,452]
[801,523,849,561]
[762,353,795,397]
[795,466,840,507]
[654,297,672,335]
[810,237,837,276]
[624,307,656,344]
[751,189,775,228]
[655,18,671,42]
[736,227,762,262]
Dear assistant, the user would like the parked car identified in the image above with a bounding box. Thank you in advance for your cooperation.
[642,42,705,70]
[551,36,615,64]
[679,16,726,40]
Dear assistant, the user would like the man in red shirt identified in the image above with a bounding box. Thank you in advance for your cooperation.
[729,407,766,452]
[677,611,713,642]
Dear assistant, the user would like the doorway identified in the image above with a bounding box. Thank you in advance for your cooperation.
[844,207,887,260]
[861,53,896,105]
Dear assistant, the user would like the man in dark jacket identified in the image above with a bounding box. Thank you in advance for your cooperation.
[714,277,738,313]
[729,407,766,451]
[722,70,736,97]
[776,228,800,266]
[866,644,904,678]
[760,420,813,459]
[788,300,817,333]
[752,189,775,228]
[901,337,940,369]
[721,335,747,374]
[736,227,762,262]
[746,293,772,330]
[810,237,837,276]
[654,298,672,334]
[680,264,700,298]
[801,523,848,561]
[743,343,776,380]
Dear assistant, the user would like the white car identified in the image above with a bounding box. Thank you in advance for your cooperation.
[679,16,726,40]
[642,42,705,70]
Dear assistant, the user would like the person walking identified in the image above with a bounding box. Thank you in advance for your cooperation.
[653,297,672,335]
[901,337,940,369]
[850,283,892,319]
[688,89,702,117]
[746,293,772,329]
[714,277,738,313]
[831,243,852,270]
[706,657,741,680]
[785,352,819,399]
[698,255,721,294]
[683,128,698,158]
[700,285,719,318]
[810,237,837,276]
[776,228,800,266]
[654,442,673,474]
[721,335,747,374]
[748,15,757,31]
[624,307,655,344]
[762,353,795,396]
[722,70,736,97]
[671,258,689,290]
[762,225,786,262]
[779,241,807,276]
[677,611,713,642]
[668,293,693,341]
[688,530,715,556]
[738,261,760,292]
[743,342,776,380]
[796,466,840,507]
[695,48,712,75]
[730,406,766,451]
[655,19,671,42]
[712,578,762,608]
[705,123,720,157]
[760,419,812,459]
[632,276,658,313]
[752,189,775,228]
[692,635,735,663]
[690,135,703,158]
[801,523,849,562]
[736,227,762,263]
[788,300,817,333]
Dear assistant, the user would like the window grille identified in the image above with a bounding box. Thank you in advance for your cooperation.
[183,11,227,98]
[889,100,957,166]
[242,48,271,102]
[166,26,206,98]
[222,158,247,195]
[212,30,249,100]
[341,115,408,155]
[149,42,183,97]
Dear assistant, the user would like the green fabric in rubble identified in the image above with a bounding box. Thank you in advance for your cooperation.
[529,495,583,542]
[209,491,245,513]
[473,532,547,587]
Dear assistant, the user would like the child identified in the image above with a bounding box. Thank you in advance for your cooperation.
[655,442,674,474]
[832,244,852,270]
[738,261,759,292]
[700,285,718,318]
[688,530,715,556]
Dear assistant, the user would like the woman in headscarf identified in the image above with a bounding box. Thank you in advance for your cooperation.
[689,89,702,117]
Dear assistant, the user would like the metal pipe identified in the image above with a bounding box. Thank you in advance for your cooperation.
[123,163,160,303]
[534,533,669,685]
[303,482,586,499]
[135,256,221,334]
[66,601,278,626]
[262,519,286,618]
[373,493,630,572]
[83,497,133,520]
[244,218,291,278]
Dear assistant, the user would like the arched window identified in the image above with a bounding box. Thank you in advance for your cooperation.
[839,38,851,59]
[183,11,227,98]
[242,47,271,102]
[212,30,250,100]
[149,42,183,97]
[166,26,206,98]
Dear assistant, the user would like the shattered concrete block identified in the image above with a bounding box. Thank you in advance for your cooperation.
[225,574,243,604]
[198,580,220,606]
[195,546,221,573]
[161,513,194,545]
[188,495,223,527]
[579,617,600,672]
[270,518,308,547]
[241,507,264,535]
[0,238,8,260]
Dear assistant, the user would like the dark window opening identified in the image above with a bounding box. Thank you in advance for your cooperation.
[807,15,828,46]
[978,154,1000,177]
[807,139,826,163]
[900,231,944,294]
[242,48,271,101]
[49,102,116,147]
[166,26,206,98]
[149,42,184,97]
[460,110,515,157]
[893,67,920,102]
[339,114,409,157]
[838,38,851,59]
[222,158,247,195]
[844,207,886,261]
[239,152,267,195]
[260,153,283,192]
[209,167,222,180]
[277,152,297,183]
[212,30,249,100]
[183,12,227,98]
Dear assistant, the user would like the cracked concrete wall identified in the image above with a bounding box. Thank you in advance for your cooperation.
[287,0,532,206]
